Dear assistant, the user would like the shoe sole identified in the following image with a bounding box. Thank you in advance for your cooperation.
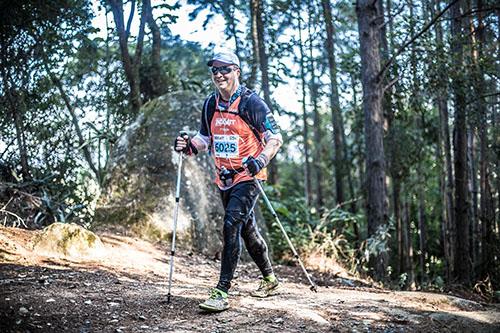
[198,303,229,312]
[250,285,282,298]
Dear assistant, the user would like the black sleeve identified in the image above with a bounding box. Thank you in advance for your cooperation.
[245,95,281,134]
[199,94,215,136]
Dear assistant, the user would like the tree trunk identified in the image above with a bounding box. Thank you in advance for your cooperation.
[393,178,402,276]
[247,0,260,89]
[418,177,427,285]
[433,0,455,281]
[404,199,415,290]
[307,0,324,212]
[475,0,495,280]
[107,0,144,114]
[351,74,362,243]
[2,84,30,180]
[321,0,346,205]
[143,0,163,98]
[450,0,471,285]
[254,0,278,184]
[352,74,366,205]
[467,125,479,277]
[496,9,500,237]
[296,3,312,208]
[356,0,388,281]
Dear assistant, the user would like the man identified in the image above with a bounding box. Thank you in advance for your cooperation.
[174,51,283,312]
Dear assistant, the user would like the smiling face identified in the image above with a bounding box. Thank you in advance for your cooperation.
[210,60,240,98]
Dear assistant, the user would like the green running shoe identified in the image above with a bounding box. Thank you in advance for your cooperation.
[199,288,229,312]
[250,278,281,298]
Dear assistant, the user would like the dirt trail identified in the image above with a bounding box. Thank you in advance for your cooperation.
[1,226,499,333]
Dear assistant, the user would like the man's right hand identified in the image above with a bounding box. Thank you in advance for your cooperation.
[174,133,198,155]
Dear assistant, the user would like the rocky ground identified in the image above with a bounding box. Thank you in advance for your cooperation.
[1,226,499,333]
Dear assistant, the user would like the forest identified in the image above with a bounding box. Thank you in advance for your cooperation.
[1,0,499,316]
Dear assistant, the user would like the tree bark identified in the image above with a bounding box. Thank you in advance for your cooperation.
[467,125,479,277]
[296,2,312,208]
[404,199,415,289]
[247,0,260,89]
[350,74,362,243]
[143,0,163,98]
[356,0,389,281]
[307,0,324,212]
[321,0,346,205]
[433,0,455,281]
[254,0,278,184]
[474,0,495,280]
[393,178,402,276]
[418,176,427,285]
[450,0,471,285]
[107,0,145,114]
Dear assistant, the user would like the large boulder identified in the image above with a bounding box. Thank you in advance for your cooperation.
[94,91,271,256]
[94,91,222,254]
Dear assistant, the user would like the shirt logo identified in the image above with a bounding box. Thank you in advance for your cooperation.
[215,118,236,127]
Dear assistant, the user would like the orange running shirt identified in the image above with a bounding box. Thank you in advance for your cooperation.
[210,95,267,189]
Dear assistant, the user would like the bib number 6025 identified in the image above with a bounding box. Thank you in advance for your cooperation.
[215,142,237,154]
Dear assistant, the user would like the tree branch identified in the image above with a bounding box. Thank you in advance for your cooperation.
[125,0,136,39]
[0,208,27,228]
[383,77,399,92]
[378,0,459,80]
[134,2,147,66]
[466,92,500,106]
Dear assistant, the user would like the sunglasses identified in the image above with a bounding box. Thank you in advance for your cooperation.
[210,66,235,75]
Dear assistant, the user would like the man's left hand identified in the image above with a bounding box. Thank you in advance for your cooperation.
[243,155,266,177]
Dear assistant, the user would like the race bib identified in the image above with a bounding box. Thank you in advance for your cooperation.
[213,135,239,158]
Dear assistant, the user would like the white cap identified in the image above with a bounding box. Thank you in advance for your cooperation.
[207,51,240,67]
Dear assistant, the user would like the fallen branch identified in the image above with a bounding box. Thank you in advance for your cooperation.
[0,208,27,228]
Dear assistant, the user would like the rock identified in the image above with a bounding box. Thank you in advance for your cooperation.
[33,223,105,258]
[84,300,92,305]
[18,307,29,316]
[46,298,55,303]
[447,295,481,310]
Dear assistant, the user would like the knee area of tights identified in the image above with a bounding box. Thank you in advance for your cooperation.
[224,210,246,227]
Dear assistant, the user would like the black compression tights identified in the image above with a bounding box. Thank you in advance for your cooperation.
[216,180,274,293]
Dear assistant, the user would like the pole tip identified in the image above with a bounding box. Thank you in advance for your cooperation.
[310,285,318,293]
[167,294,171,304]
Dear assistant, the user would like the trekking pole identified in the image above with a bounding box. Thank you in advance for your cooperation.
[254,179,317,292]
[167,141,185,304]
[243,158,317,292]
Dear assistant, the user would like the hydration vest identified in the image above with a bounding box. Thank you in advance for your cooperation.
[203,87,263,145]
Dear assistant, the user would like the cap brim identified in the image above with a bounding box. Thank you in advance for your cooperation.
[207,59,234,67]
